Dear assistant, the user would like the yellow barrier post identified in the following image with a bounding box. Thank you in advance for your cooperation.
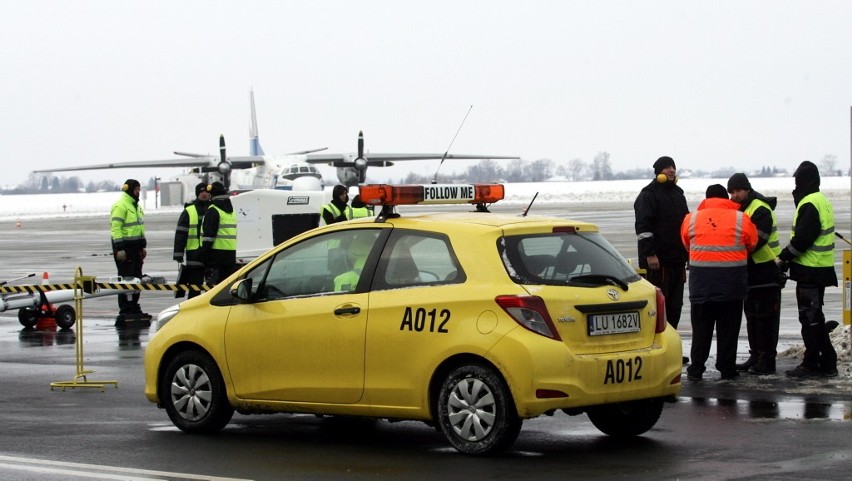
[50,268,118,392]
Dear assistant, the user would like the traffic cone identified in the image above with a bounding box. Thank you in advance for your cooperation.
[42,272,49,286]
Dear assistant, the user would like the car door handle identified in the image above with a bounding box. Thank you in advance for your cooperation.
[334,306,361,315]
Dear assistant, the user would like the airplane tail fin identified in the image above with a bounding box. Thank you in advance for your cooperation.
[249,89,265,156]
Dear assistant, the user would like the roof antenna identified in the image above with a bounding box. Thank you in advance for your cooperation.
[432,105,473,184]
[521,192,539,217]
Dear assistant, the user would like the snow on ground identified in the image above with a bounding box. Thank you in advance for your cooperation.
[2,176,849,220]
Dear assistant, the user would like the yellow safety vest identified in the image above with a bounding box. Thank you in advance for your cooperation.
[351,206,374,219]
[185,206,202,252]
[208,205,237,251]
[791,192,835,268]
[744,198,780,264]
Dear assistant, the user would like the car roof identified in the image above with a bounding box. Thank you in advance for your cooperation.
[375,212,601,234]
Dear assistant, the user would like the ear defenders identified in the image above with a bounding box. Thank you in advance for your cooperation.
[656,174,678,184]
[122,183,129,191]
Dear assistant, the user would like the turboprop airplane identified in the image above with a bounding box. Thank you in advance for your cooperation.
[33,90,519,198]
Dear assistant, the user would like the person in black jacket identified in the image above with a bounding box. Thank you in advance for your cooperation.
[727,173,783,375]
[173,182,210,298]
[199,182,237,285]
[634,156,690,363]
[777,161,838,378]
[321,185,352,225]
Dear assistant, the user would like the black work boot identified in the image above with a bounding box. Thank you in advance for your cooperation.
[736,355,757,372]
[748,359,776,375]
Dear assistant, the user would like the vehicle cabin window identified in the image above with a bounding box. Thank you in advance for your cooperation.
[501,232,639,286]
[379,232,463,289]
[250,229,381,300]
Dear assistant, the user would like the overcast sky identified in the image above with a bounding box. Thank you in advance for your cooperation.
[2,0,851,187]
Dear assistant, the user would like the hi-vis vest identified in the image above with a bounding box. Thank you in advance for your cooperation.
[321,203,353,223]
[685,208,750,268]
[110,194,145,245]
[351,206,374,219]
[206,205,237,251]
[744,198,780,264]
[791,192,835,268]
[185,206,202,252]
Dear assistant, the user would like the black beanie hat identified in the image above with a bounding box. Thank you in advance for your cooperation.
[653,156,676,175]
[793,160,820,187]
[726,173,751,192]
[123,179,140,192]
[195,182,208,196]
[705,184,728,199]
[207,181,226,196]
[332,184,348,198]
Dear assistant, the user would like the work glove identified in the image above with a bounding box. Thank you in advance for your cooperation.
[173,254,184,263]
[115,250,127,262]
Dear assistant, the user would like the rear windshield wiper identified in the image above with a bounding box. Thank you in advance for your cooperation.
[569,274,628,291]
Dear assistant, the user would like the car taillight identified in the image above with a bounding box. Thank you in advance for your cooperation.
[655,287,667,334]
[495,295,561,341]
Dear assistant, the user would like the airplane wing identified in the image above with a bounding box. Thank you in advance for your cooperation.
[303,153,519,168]
[33,155,266,173]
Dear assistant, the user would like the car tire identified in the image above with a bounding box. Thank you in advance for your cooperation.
[18,307,37,328]
[54,304,76,329]
[436,364,521,455]
[161,350,234,434]
[586,397,664,437]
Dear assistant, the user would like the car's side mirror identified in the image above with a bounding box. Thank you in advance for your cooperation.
[230,278,254,302]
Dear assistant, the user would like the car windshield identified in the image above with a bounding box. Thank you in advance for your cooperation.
[500,231,640,287]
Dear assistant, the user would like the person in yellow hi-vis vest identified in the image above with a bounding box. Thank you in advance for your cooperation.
[777,161,838,379]
[200,182,237,285]
[173,182,210,298]
[334,233,376,292]
[321,185,353,225]
[111,178,147,319]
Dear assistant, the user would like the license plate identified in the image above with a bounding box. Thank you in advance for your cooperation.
[588,311,640,336]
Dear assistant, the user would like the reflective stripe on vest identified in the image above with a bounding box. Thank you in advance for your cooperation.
[687,209,749,268]
[209,206,237,251]
[791,192,835,268]
[744,198,780,264]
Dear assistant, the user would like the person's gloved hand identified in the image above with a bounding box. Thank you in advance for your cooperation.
[115,250,127,262]
[173,253,184,263]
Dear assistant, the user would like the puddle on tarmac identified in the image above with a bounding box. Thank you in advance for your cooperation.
[684,397,852,421]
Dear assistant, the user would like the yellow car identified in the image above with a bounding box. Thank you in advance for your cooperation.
[144,183,682,455]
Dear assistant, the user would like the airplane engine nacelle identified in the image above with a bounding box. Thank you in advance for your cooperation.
[354,157,368,172]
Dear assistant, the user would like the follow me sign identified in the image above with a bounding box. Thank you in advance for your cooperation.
[421,184,475,204]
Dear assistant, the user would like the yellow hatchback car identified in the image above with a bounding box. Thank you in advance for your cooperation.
[144,183,682,455]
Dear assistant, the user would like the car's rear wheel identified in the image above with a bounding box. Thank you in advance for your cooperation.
[586,397,664,437]
[436,364,521,455]
[161,350,233,434]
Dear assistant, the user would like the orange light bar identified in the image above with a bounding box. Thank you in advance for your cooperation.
[359,184,504,206]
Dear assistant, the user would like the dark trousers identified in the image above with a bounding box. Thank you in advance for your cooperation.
[743,286,781,363]
[114,250,143,314]
[184,265,206,299]
[687,300,744,376]
[796,283,837,370]
[646,264,685,328]
[204,262,237,286]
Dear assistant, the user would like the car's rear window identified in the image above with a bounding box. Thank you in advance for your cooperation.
[500,232,640,286]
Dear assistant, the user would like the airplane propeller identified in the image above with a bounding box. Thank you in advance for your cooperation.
[216,134,231,190]
[353,130,368,183]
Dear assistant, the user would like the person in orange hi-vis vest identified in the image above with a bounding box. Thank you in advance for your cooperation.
[681,184,757,382]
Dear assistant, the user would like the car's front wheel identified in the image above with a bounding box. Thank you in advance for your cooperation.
[436,364,521,455]
[586,397,664,437]
[161,350,234,434]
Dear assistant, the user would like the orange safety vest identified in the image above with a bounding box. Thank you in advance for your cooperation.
[682,198,755,268]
